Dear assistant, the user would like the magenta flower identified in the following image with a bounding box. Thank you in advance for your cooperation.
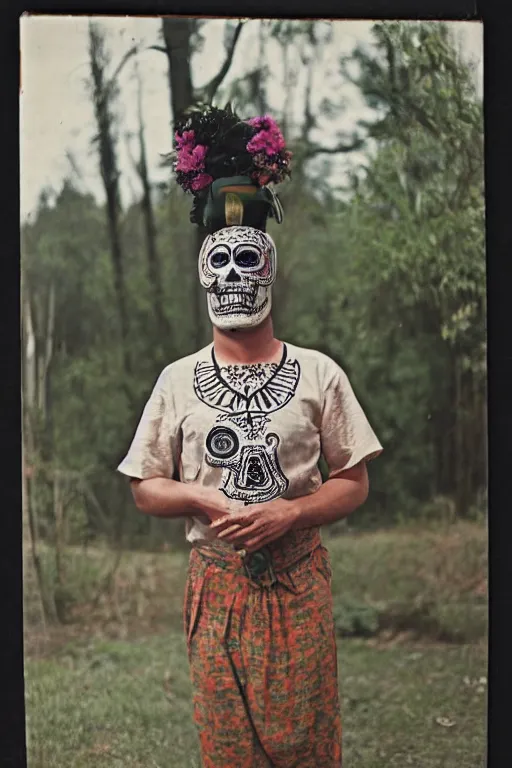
[191,144,208,164]
[246,114,286,156]
[248,131,285,154]
[176,142,209,173]
[191,173,213,191]
[246,115,280,132]
[175,129,196,150]
[174,112,289,195]
[176,154,193,172]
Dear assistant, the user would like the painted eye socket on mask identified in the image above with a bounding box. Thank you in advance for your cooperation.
[234,248,262,269]
[208,246,264,272]
[209,249,230,269]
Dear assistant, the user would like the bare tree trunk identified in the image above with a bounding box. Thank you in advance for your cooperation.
[22,441,48,632]
[134,60,170,344]
[35,282,55,417]
[162,18,195,123]
[481,376,488,495]
[163,19,205,348]
[53,471,64,597]
[454,356,465,517]
[24,421,58,625]
[88,22,133,384]
[281,39,292,142]
[256,21,268,115]
[22,281,36,412]
[22,279,58,625]
[106,197,132,378]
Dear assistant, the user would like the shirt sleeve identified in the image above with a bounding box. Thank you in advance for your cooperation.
[117,367,179,480]
[320,359,383,477]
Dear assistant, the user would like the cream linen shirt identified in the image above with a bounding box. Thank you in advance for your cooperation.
[117,342,383,546]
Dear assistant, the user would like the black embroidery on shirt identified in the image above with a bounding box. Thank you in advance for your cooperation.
[194,344,300,439]
[193,345,301,504]
[205,430,289,503]
[206,426,239,460]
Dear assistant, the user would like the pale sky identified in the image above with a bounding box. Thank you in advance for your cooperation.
[19,17,483,222]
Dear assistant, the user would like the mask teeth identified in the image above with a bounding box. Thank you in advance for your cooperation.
[211,290,267,313]
[215,292,255,309]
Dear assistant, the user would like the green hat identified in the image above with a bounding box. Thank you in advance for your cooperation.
[202,176,284,232]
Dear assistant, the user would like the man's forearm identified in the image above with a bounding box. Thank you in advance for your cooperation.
[130,477,231,522]
[130,477,202,519]
[291,463,369,530]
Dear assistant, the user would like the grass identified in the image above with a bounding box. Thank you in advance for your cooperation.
[25,633,200,768]
[24,521,488,766]
[25,631,487,767]
[25,520,487,653]
[325,520,488,642]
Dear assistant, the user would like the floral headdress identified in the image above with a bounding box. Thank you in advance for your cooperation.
[173,104,292,196]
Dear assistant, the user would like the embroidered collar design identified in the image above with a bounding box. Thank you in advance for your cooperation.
[194,344,300,439]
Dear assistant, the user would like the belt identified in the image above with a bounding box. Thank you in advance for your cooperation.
[242,547,277,583]
[194,528,322,584]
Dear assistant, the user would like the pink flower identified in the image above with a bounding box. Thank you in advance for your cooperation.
[175,129,195,150]
[191,144,208,164]
[191,173,213,191]
[246,115,286,157]
[176,154,193,172]
[176,143,209,173]
[246,114,286,156]
[246,114,280,132]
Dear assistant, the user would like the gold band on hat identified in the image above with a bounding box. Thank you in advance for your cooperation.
[224,192,244,226]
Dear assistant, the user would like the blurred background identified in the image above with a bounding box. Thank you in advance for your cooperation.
[21,17,487,768]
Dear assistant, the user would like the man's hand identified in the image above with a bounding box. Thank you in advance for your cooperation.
[194,486,243,522]
[209,498,301,553]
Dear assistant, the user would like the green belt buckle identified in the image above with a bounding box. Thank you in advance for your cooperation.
[243,548,276,583]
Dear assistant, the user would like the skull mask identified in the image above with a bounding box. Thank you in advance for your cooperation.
[198,226,277,330]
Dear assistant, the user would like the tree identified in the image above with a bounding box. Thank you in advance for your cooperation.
[270,22,364,177]
[130,58,170,348]
[22,258,58,624]
[255,21,365,329]
[337,21,486,517]
[88,21,135,390]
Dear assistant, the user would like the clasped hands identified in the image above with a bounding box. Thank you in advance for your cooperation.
[197,488,301,554]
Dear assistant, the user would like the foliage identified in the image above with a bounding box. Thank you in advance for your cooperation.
[21,20,486,551]
[274,21,485,519]
[345,23,485,517]
[23,521,487,650]
[333,600,380,637]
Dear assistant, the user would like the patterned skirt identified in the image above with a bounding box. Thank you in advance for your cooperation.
[183,528,342,767]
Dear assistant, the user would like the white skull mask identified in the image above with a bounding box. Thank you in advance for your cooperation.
[198,226,277,330]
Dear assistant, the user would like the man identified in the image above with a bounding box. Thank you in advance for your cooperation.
[118,106,382,767]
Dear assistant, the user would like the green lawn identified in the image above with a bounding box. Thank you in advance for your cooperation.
[25,522,488,766]
[25,630,487,768]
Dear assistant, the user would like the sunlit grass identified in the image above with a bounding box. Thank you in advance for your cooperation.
[25,631,487,767]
